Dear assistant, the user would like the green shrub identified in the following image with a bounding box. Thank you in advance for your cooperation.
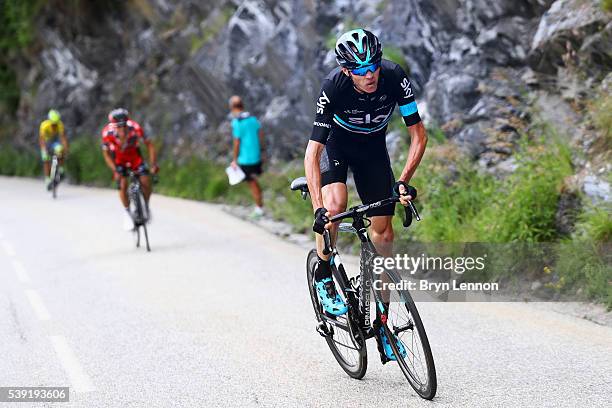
[0,0,41,53]
[157,156,234,201]
[408,159,497,243]
[260,167,314,232]
[486,140,573,242]
[0,0,43,115]
[0,144,40,176]
[574,205,612,242]
[65,136,114,186]
[0,65,20,114]
[556,241,612,309]
[603,0,612,13]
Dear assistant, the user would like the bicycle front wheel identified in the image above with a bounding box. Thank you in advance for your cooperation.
[50,159,58,199]
[306,249,367,379]
[377,269,437,399]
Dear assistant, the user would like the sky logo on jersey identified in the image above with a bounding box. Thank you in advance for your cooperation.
[316,91,330,114]
[401,78,413,99]
[348,109,393,125]
[348,113,391,125]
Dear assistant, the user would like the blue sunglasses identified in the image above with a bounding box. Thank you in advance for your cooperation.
[351,62,380,76]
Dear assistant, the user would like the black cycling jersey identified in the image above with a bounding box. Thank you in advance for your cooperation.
[310,59,421,144]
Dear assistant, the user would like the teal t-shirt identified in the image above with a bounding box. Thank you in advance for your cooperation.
[231,112,261,165]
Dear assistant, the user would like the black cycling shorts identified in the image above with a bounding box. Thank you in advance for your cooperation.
[320,132,396,217]
[239,162,262,181]
[116,163,149,178]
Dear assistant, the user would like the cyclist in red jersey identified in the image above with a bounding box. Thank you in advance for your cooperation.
[101,108,158,229]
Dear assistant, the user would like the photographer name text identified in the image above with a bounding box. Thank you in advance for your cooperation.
[373,279,499,292]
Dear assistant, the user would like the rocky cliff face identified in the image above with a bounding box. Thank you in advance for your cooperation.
[4,0,611,200]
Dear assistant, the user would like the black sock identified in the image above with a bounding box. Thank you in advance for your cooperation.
[315,256,332,281]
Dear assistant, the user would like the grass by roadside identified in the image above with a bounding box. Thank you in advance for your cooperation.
[0,144,41,176]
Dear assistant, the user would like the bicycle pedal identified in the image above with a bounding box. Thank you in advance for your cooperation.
[316,322,331,338]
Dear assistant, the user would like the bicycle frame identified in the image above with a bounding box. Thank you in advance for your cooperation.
[323,210,390,338]
[127,171,141,201]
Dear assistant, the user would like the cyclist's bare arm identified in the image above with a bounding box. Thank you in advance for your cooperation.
[232,138,240,165]
[397,122,427,204]
[102,149,116,172]
[304,139,326,211]
[144,139,157,171]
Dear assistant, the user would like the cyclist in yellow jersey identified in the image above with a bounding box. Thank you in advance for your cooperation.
[39,109,69,190]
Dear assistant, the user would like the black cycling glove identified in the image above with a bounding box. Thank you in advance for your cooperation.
[393,181,417,199]
[313,207,329,235]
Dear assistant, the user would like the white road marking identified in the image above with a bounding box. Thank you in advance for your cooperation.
[24,289,51,321]
[49,336,96,393]
[11,260,31,284]
[1,240,16,257]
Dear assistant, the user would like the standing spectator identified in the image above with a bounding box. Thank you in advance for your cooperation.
[229,95,265,218]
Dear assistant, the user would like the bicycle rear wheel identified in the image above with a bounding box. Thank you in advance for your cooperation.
[306,249,367,379]
[376,269,437,399]
[135,226,141,248]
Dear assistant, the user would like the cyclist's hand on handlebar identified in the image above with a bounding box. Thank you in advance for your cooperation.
[151,164,160,174]
[393,181,417,206]
[313,207,332,234]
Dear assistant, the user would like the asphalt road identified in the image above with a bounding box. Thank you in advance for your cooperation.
[1,176,611,407]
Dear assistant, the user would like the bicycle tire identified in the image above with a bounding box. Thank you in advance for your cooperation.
[377,269,437,399]
[50,159,58,199]
[142,223,151,252]
[306,249,367,379]
[138,191,149,223]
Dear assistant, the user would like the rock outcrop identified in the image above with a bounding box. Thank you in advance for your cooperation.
[3,0,611,205]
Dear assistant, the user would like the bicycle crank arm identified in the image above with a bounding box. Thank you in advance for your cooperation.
[319,314,350,332]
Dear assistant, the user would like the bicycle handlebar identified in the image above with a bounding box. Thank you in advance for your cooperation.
[319,195,420,256]
[328,194,420,226]
[290,177,421,254]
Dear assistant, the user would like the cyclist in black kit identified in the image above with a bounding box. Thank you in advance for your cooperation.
[304,29,428,325]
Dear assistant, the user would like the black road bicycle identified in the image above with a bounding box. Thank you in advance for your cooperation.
[49,153,62,199]
[290,176,437,400]
[127,168,151,252]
